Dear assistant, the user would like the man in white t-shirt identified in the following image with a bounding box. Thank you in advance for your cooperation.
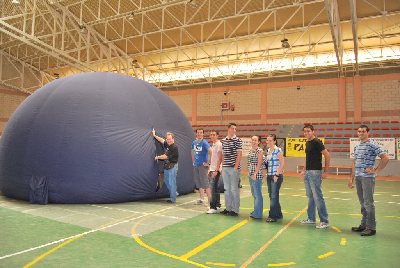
[207,130,223,214]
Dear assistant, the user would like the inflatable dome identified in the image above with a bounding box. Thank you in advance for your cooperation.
[0,72,195,203]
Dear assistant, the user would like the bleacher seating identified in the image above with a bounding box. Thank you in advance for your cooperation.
[192,120,399,158]
[301,120,400,157]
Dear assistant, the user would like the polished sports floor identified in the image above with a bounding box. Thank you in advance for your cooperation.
[1,175,399,268]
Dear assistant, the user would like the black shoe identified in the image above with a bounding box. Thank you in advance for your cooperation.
[220,209,230,215]
[351,225,366,232]
[228,211,238,216]
[166,200,175,203]
[266,217,277,223]
[361,229,376,236]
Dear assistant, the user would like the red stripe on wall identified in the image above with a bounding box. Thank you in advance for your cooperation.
[267,112,339,119]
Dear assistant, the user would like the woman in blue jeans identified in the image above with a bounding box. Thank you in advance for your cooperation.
[247,135,264,219]
[265,134,285,222]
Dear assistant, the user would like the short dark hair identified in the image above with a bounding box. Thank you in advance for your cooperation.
[359,124,370,132]
[303,124,314,131]
[268,134,277,142]
[166,132,174,138]
[210,130,219,135]
[227,122,237,128]
[196,128,204,133]
[252,135,262,143]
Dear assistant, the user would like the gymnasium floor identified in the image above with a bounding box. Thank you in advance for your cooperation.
[1,176,399,268]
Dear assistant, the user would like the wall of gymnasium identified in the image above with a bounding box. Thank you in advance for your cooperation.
[0,73,399,135]
[0,88,29,134]
[167,73,400,125]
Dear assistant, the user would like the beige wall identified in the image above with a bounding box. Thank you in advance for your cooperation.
[169,94,192,117]
[0,89,28,134]
[168,73,400,125]
[1,73,399,134]
[345,80,354,122]
[361,78,400,120]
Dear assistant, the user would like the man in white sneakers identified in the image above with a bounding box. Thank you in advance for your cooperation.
[299,124,330,229]
[207,130,223,214]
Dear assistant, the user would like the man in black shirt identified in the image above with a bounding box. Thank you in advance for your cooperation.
[299,124,330,229]
[153,129,179,203]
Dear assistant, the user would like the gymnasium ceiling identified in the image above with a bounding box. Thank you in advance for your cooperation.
[0,0,399,93]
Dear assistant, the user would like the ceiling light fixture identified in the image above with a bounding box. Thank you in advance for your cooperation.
[12,0,20,4]
[281,38,290,49]
[79,24,87,33]
[187,0,198,8]
[128,12,134,20]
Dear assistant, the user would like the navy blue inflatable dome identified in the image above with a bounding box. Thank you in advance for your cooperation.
[0,72,195,203]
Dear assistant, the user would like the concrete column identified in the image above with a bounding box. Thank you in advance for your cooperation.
[260,83,268,123]
[338,77,347,122]
[353,75,362,121]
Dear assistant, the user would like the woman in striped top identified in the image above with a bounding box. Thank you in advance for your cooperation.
[247,135,264,219]
[265,134,285,222]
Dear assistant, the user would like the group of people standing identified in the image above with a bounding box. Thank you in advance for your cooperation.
[153,123,389,236]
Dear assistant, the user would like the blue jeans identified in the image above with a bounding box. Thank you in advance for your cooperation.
[249,176,263,219]
[164,164,178,203]
[267,174,283,219]
[209,171,221,209]
[355,176,376,230]
[304,170,329,223]
[222,167,240,213]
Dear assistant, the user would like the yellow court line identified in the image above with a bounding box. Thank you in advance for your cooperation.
[318,251,336,259]
[23,235,83,268]
[240,207,307,268]
[205,261,236,267]
[384,215,400,219]
[331,226,342,233]
[20,199,198,267]
[340,238,347,246]
[268,262,296,267]
[131,217,209,268]
[180,219,249,259]
[22,212,144,267]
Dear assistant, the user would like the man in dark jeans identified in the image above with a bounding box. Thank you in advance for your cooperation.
[348,124,389,236]
[299,124,330,229]
[207,130,223,214]
[153,129,179,203]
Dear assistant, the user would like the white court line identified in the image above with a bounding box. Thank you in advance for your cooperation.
[0,199,198,261]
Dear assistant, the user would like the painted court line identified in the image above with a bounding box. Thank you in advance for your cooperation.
[180,219,250,259]
[240,207,307,268]
[267,262,296,267]
[0,199,198,261]
[318,251,336,259]
[131,215,209,268]
[205,261,236,267]
[22,235,83,268]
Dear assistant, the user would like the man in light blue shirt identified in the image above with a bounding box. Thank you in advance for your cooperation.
[348,125,389,236]
[192,129,212,205]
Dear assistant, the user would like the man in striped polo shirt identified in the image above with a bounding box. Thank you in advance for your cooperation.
[348,124,389,236]
[220,123,243,216]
